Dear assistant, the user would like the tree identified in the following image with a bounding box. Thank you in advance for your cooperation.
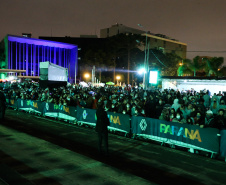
[187,56,205,76]
[177,59,193,76]
[83,49,114,82]
[0,48,5,69]
[110,33,144,84]
[203,57,224,76]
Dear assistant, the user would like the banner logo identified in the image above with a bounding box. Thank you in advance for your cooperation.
[160,124,202,142]
[10,99,14,105]
[54,104,59,110]
[140,119,147,131]
[32,102,38,109]
[83,110,88,119]
[109,115,121,125]
[63,106,70,114]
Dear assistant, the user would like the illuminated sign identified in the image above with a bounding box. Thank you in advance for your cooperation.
[149,71,158,84]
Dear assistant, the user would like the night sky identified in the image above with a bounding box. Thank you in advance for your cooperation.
[1,0,226,64]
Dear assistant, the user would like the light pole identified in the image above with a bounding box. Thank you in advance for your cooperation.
[138,24,149,90]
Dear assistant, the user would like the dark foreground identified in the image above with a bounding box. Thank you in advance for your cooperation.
[0,109,226,185]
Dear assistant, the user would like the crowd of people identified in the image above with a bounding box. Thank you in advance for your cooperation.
[1,81,226,130]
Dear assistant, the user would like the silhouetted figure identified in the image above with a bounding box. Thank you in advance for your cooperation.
[95,101,110,156]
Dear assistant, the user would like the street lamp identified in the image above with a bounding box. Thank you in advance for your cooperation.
[138,68,146,88]
[138,24,149,90]
[84,73,90,82]
[116,75,121,86]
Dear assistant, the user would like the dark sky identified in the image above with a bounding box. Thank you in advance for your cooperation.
[1,0,226,64]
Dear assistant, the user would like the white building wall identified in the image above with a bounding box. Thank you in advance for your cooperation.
[162,79,226,95]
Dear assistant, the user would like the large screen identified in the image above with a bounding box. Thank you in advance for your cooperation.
[149,71,158,84]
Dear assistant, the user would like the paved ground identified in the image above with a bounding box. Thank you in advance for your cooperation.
[0,108,226,185]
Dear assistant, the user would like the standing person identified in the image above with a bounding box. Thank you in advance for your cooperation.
[0,87,6,120]
[203,92,210,108]
[95,101,110,156]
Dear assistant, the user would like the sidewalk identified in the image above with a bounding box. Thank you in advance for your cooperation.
[0,124,153,185]
[1,109,226,185]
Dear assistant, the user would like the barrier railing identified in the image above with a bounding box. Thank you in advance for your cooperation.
[5,98,226,158]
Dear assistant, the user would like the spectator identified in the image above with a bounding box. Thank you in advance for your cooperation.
[171,98,181,112]
[169,108,176,121]
[155,98,164,119]
[193,111,205,128]
[203,92,210,108]
[172,111,186,123]
[205,110,216,128]
[210,98,220,116]
[159,108,169,121]
[214,109,226,130]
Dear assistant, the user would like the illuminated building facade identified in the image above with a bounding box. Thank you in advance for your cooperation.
[0,35,78,83]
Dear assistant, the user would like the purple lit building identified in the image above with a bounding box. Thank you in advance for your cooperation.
[0,35,78,83]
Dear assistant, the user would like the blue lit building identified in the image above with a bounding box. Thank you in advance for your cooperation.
[0,35,78,83]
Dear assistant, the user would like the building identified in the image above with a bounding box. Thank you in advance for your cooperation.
[39,36,108,80]
[161,76,226,95]
[100,23,145,38]
[100,24,187,59]
[0,35,78,83]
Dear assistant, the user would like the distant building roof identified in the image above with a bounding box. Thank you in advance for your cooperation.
[6,35,77,49]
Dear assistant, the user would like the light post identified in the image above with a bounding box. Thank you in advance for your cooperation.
[138,24,149,90]
[138,68,146,89]
[116,75,121,86]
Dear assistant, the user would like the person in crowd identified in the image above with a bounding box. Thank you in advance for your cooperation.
[125,103,131,115]
[0,87,6,120]
[172,111,186,123]
[205,110,216,128]
[140,108,146,117]
[220,92,226,104]
[193,111,205,128]
[210,98,220,116]
[196,99,206,114]
[109,103,117,113]
[95,101,110,156]
[218,100,226,111]
[146,94,156,118]
[214,109,226,130]
[186,116,194,125]
[159,108,169,121]
[203,92,210,108]
[85,95,93,109]
[155,98,164,119]
[169,108,176,121]
[171,98,181,112]
[165,94,174,105]
[92,95,98,109]
[178,104,189,119]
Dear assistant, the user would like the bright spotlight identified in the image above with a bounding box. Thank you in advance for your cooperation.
[138,68,146,75]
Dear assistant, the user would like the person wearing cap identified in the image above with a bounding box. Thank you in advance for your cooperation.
[0,87,6,120]
[205,110,216,128]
